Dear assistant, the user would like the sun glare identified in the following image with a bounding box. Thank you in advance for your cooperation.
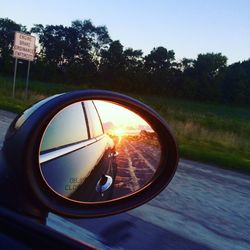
[114,128,125,137]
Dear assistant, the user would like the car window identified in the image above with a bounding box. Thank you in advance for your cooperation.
[40,102,88,152]
[84,101,103,138]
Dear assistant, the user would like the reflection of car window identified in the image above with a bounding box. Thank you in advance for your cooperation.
[84,101,103,138]
[40,102,88,152]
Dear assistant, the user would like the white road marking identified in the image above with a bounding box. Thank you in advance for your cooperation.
[127,141,156,172]
[124,146,140,192]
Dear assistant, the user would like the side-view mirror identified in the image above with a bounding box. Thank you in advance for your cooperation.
[0,90,178,220]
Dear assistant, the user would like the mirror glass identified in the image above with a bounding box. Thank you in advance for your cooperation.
[39,100,161,202]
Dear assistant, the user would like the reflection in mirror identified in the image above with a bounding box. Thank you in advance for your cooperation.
[39,100,161,203]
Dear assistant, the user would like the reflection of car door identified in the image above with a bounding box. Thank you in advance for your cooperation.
[39,101,116,202]
[39,102,104,198]
[69,101,117,201]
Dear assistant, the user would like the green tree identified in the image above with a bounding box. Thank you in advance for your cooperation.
[99,40,125,78]
[194,53,227,78]
[123,48,143,73]
[143,46,176,94]
[223,59,250,104]
[193,53,228,100]
[0,18,26,74]
[99,41,144,90]
[31,20,111,83]
[181,58,194,72]
[144,46,175,73]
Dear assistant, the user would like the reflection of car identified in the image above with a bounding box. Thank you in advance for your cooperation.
[39,100,117,202]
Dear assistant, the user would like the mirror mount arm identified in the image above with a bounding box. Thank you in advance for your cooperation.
[0,151,48,224]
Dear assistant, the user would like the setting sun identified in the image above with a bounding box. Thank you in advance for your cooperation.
[94,100,153,136]
[114,128,125,137]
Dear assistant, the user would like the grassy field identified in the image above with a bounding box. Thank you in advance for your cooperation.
[0,75,249,172]
[0,75,89,112]
[138,96,250,172]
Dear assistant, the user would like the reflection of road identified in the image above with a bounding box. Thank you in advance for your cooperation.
[112,138,161,198]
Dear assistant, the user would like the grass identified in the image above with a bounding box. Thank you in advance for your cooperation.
[0,75,249,172]
[137,95,250,172]
[0,75,89,112]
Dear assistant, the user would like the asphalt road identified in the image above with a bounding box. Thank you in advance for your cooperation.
[112,138,160,198]
[1,110,250,250]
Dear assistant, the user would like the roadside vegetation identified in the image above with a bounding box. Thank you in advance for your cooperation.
[140,95,250,172]
[0,17,249,172]
[1,18,250,107]
[1,76,249,172]
[0,75,86,112]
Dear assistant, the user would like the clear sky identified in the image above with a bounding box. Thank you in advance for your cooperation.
[1,0,250,64]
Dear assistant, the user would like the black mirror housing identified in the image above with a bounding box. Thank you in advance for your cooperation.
[0,90,179,220]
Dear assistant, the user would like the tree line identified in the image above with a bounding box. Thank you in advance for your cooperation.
[0,18,249,105]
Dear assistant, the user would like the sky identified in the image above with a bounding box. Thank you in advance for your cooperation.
[94,101,152,135]
[1,0,250,64]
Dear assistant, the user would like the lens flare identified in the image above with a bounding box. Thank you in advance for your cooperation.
[114,128,125,137]
[114,128,125,144]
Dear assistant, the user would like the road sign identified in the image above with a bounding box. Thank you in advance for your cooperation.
[13,32,36,61]
[12,32,36,98]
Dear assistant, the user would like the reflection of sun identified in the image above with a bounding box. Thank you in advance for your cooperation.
[114,128,125,144]
[114,128,125,137]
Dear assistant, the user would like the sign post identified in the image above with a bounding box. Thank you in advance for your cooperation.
[12,58,18,98]
[12,32,36,99]
[25,61,31,99]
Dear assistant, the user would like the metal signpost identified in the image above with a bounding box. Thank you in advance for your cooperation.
[12,32,36,98]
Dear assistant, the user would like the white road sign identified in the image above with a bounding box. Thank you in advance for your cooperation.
[13,32,36,61]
